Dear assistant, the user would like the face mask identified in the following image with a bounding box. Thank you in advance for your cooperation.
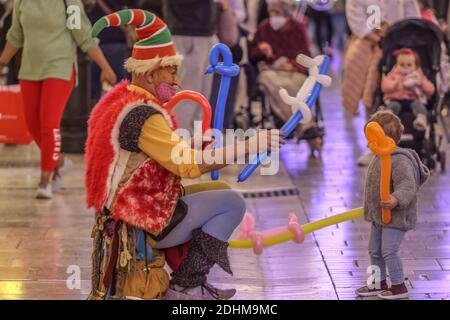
[155,82,177,103]
[269,16,287,31]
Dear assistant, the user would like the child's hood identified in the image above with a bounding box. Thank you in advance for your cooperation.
[392,148,430,186]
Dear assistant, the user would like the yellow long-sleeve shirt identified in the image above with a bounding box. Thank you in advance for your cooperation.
[138,114,201,179]
[128,85,201,179]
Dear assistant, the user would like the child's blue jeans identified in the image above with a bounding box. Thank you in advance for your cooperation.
[369,223,406,285]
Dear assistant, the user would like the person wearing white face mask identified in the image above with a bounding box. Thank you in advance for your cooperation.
[250,0,322,154]
[269,14,288,30]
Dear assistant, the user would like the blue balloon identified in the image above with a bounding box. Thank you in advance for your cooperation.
[206,43,240,180]
[237,56,331,183]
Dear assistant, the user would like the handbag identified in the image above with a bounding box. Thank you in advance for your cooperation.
[0,85,33,144]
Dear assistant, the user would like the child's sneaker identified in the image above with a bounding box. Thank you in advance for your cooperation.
[165,283,236,300]
[355,286,386,297]
[36,183,52,199]
[413,114,427,131]
[378,283,409,300]
[355,280,389,297]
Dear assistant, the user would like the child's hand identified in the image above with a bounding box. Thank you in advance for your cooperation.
[403,74,419,88]
[380,195,399,209]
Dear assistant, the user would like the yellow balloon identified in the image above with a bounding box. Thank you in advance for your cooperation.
[229,207,364,249]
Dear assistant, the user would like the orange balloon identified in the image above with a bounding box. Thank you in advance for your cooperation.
[164,90,212,133]
[365,122,396,225]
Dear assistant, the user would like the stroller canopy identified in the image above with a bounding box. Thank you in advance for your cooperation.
[381,19,443,76]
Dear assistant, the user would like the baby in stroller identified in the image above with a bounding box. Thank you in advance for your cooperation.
[381,48,436,131]
[372,18,447,172]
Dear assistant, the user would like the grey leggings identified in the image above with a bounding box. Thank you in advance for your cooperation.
[385,100,427,117]
[155,189,246,249]
[369,223,406,285]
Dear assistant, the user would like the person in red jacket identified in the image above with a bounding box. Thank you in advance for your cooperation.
[381,48,435,131]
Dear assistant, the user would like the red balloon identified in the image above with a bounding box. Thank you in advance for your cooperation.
[164,91,212,133]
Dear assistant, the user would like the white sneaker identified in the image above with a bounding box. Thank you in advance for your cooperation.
[357,149,374,167]
[52,158,73,192]
[36,183,53,199]
[413,114,427,131]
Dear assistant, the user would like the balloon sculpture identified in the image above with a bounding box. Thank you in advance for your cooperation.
[365,122,396,224]
[164,90,212,133]
[229,208,364,255]
[237,54,332,182]
[205,44,240,180]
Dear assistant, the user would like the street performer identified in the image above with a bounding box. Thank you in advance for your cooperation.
[85,9,283,300]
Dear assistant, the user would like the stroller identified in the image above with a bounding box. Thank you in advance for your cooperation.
[373,19,447,172]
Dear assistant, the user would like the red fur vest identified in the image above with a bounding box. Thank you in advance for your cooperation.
[85,81,181,233]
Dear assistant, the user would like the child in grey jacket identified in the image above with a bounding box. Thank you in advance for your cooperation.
[356,111,430,300]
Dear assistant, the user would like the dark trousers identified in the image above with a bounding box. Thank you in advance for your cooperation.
[209,72,240,130]
[91,42,129,102]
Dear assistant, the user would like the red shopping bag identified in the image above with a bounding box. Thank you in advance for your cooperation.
[0,85,33,144]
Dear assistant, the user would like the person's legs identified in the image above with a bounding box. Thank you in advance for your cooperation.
[171,36,196,132]
[156,189,246,248]
[91,58,102,102]
[39,69,75,181]
[385,101,402,115]
[156,189,245,294]
[182,181,231,196]
[410,100,427,117]
[172,35,215,132]
[322,12,334,55]
[200,36,217,103]
[379,227,408,299]
[368,223,387,284]
[381,227,406,285]
[312,11,324,53]
[210,73,240,130]
[411,100,428,131]
[19,80,43,147]
[356,223,388,297]
[258,70,306,123]
[331,13,347,50]
[258,70,284,122]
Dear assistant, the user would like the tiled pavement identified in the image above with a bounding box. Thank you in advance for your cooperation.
[0,63,449,299]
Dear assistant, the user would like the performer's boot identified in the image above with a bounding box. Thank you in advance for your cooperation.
[166,228,236,300]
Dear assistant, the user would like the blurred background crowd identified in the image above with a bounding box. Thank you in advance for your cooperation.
[1,0,450,162]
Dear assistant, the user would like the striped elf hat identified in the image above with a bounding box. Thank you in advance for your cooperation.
[92,9,182,74]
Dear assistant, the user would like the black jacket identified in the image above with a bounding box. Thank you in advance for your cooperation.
[162,0,218,36]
